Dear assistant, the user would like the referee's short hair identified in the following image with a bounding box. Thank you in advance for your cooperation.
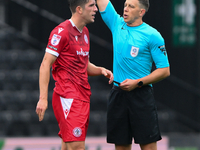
[68,0,89,13]
[138,0,149,12]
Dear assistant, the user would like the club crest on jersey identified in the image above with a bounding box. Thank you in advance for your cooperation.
[73,127,82,137]
[130,46,139,57]
[51,34,61,46]
[84,34,88,44]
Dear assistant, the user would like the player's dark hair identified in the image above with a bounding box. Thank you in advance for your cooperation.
[138,0,149,12]
[68,0,89,13]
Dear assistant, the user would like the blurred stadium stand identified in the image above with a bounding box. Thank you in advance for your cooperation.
[0,1,200,147]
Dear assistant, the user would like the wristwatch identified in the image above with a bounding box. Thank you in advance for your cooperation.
[137,80,143,88]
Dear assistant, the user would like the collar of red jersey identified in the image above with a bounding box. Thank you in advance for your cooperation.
[69,19,82,33]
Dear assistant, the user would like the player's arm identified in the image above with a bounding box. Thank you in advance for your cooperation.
[96,0,109,12]
[87,60,113,84]
[36,52,57,121]
[120,67,170,91]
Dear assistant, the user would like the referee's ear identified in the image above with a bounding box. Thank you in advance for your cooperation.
[140,8,146,17]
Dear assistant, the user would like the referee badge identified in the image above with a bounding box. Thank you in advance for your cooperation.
[130,46,139,57]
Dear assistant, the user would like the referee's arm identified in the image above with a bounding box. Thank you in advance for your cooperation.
[96,0,109,12]
[120,67,170,91]
[141,67,170,85]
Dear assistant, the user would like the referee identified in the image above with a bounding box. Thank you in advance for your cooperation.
[97,0,170,150]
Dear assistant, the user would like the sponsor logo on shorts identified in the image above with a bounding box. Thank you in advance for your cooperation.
[158,45,167,56]
[130,46,139,57]
[51,34,61,46]
[73,127,82,137]
[48,45,57,50]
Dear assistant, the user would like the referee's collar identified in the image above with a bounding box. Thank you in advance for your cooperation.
[122,22,145,30]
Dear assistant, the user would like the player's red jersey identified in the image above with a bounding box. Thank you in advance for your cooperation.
[46,19,91,102]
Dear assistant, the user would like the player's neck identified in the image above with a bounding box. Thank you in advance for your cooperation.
[70,16,85,32]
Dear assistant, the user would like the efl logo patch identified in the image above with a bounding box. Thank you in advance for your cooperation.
[130,46,139,57]
[73,127,82,137]
[51,34,61,46]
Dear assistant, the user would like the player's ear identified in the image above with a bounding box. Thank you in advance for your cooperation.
[76,6,83,14]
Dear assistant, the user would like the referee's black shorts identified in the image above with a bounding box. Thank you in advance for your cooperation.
[107,85,162,145]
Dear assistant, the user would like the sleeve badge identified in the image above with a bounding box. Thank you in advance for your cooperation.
[158,45,167,56]
[51,34,62,46]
